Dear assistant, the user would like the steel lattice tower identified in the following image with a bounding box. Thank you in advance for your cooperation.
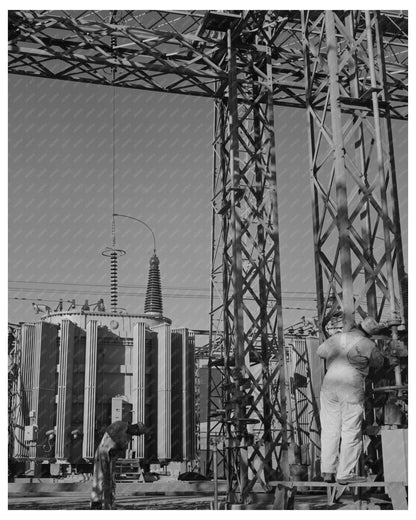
[8,10,407,504]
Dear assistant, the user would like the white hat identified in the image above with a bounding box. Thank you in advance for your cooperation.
[361,317,380,335]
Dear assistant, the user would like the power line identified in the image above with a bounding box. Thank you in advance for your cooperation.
[8,296,316,312]
[10,280,390,306]
[8,280,318,293]
[9,288,209,299]
[9,286,318,303]
[9,296,82,306]
[7,280,391,303]
[9,279,206,292]
[8,279,318,297]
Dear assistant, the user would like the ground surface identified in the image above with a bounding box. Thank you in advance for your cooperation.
[8,479,393,510]
[8,493,214,510]
[9,492,390,510]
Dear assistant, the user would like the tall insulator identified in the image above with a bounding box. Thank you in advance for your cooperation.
[102,246,125,313]
[110,251,118,312]
[144,253,163,316]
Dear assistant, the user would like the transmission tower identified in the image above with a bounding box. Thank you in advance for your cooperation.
[8,10,407,505]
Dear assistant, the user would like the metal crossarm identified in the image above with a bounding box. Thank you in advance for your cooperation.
[9,10,407,118]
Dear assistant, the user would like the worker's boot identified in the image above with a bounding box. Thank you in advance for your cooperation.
[322,472,335,483]
[90,501,102,509]
[336,474,367,485]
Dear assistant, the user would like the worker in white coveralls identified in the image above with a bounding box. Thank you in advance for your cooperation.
[317,317,384,484]
[90,421,148,509]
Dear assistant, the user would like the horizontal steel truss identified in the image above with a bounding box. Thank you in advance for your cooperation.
[8,10,407,119]
[302,11,407,332]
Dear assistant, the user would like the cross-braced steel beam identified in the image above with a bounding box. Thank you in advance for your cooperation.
[301,11,407,339]
[8,10,407,118]
[8,324,23,461]
[208,22,290,502]
[285,336,321,469]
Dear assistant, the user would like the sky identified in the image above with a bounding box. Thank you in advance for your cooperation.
[7,37,408,335]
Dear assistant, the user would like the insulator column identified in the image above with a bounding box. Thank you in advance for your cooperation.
[144,253,163,316]
[102,244,125,313]
[110,250,118,312]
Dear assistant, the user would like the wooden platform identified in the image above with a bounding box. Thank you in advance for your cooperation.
[268,480,407,509]
[269,480,397,487]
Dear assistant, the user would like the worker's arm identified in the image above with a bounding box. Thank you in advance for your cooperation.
[366,341,388,384]
[349,340,385,376]
[354,339,385,369]
[369,346,384,369]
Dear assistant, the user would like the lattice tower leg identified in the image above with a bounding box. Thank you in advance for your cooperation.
[302,10,406,334]
[208,28,290,504]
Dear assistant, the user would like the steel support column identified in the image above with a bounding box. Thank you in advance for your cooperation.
[345,11,378,318]
[206,97,230,480]
[302,10,406,332]
[325,10,355,330]
[374,12,407,328]
[209,27,289,504]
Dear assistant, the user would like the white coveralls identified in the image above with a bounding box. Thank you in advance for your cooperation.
[317,330,384,480]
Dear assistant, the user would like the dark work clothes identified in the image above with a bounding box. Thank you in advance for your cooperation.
[106,421,132,451]
[90,421,144,509]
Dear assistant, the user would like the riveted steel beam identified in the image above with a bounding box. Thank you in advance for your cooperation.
[8,10,407,119]
[302,10,406,336]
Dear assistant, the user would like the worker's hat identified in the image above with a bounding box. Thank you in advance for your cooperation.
[128,422,149,435]
[135,422,149,435]
[360,317,381,335]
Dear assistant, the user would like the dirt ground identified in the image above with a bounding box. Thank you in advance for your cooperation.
[8,493,215,510]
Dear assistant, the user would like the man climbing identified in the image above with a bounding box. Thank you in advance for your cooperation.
[90,421,148,509]
[317,317,384,484]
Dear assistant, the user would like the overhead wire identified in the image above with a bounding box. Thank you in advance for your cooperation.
[8,280,394,304]
[9,285,318,300]
[8,279,318,296]
[9,279,389,309]
[9,288,314,300]
[8,296,315,311]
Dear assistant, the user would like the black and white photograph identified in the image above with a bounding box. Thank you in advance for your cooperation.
[7,6,409,510]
